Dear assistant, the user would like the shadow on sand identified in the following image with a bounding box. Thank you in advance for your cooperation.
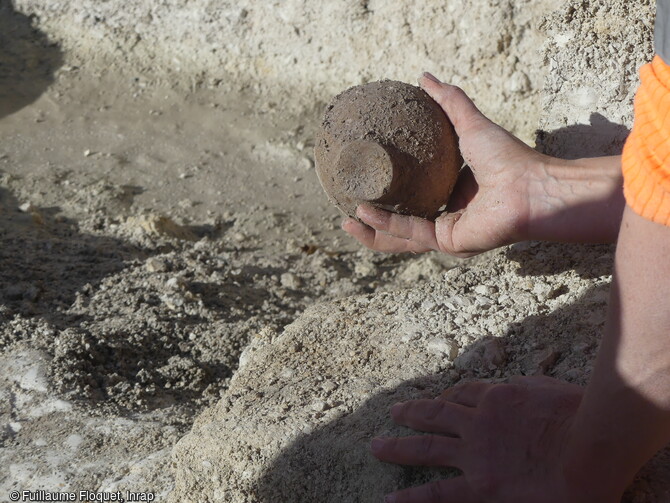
[0,0,63,119]
[252,273,670,503]
[535,112,630,159]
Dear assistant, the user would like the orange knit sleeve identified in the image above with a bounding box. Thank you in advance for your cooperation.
[623,55,670,226]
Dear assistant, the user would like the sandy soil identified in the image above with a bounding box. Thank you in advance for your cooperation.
[0,7,466,496]
[169,240,619,502]
[6,0,662,500]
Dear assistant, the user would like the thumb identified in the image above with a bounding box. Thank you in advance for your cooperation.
[434,209,489,258]
[419,73,490,137]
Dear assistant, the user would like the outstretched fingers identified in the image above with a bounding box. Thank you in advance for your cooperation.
[507,375,563,387]
[384,477,482,503]
[371,435,462,467]
[356,204,442,250]
[344,203,483,257]
[391,399,472,436]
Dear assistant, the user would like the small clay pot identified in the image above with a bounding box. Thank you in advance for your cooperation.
[314,80,462,220]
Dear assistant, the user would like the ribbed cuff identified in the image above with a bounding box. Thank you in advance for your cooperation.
[622,55,670,226]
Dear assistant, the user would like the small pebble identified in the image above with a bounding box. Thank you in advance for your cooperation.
[280,272,302,289]
[146,257,168,273]
[321,381,338,393]
[474,285,493,296]
[311,400,328,412]
[166,277,186,290]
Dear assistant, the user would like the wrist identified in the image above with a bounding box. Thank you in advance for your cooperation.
[561,467,625,503]
[561,457,626,503]
[525,155,624,243]
[560,432,628,503]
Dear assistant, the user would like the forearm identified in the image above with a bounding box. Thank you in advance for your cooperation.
[526,155,625,244]
[562,207,670,501]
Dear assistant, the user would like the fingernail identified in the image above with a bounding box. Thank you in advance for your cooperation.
[371,437,385,453]
[384,494,397,503]
[422,71,441,83]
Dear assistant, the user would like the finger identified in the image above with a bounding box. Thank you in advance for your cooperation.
[430,210,479,258]
[371,435,462,467]
[434,208,497,258]
[391,399,472,436]
[385,476,482,503]
[356,204,441,251]
[418,73,490,138]
[348,205,482,258]
[439,381,496,407]
[342,218,432,253]
[507,375,584,394]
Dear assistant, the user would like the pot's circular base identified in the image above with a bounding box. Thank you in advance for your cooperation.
[334,140,395,202]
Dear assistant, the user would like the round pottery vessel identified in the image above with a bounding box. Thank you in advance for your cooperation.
[314,80,462,219]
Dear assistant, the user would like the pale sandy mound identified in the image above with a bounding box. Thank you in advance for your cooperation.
[170,242,670,502]
[169,242,614,502]
[537,0,655,156]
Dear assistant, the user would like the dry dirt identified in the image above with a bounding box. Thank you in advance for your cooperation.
[170,241,618,502]
[1,0,473,497]
[1,66,467,497]
[4,0,666,501]
[538,0,656,158]
[11,0,556,144]
[169,240,670,502]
